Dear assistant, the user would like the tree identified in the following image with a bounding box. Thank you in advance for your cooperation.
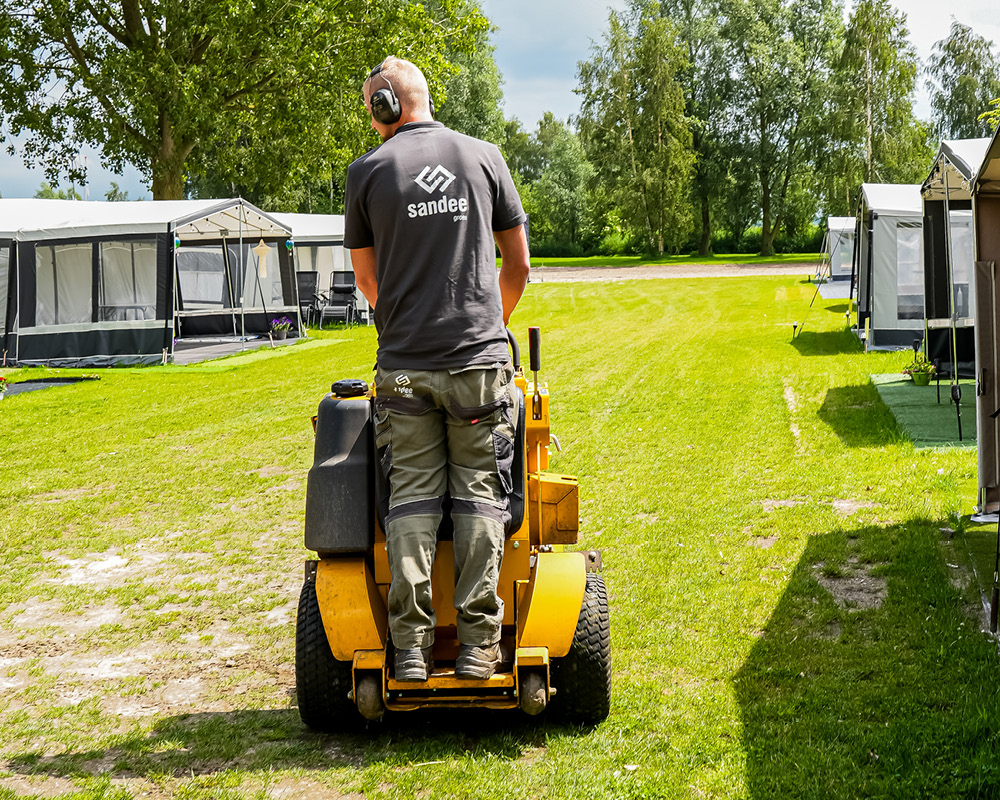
[105,181,129,202]
[34,181,81,200]
[832,0,931,190]
[578,9,695,254]
[0,0,487,200]
[926,20,1000,140]
[525,119,597,253]
[720,0,841,255]
[657,0,730,255]
[434,11,506,147]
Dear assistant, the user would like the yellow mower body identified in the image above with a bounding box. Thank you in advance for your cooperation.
[296,332,610,726]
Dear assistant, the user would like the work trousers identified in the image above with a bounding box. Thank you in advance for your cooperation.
[374,363,517,649]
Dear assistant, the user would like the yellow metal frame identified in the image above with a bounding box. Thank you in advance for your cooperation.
[516,551,586,657]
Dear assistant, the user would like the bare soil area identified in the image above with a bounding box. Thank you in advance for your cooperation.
[530,262,817,282]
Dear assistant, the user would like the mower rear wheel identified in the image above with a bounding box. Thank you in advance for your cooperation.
[549,572,611,724]
[295,566,357,731]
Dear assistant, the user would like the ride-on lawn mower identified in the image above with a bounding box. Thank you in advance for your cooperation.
[295,328,610,727]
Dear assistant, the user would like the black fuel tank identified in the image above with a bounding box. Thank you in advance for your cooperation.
[304,393,373,554]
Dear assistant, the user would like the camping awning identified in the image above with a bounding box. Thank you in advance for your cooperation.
[861,183,923,216]
[272,212,345,243]
[922,138,991,201]
[0,198,290,241]
[975,125,1000,196]
[827,216,855,232]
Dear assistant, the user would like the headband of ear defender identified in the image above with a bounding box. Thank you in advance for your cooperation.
[367,60,434,125]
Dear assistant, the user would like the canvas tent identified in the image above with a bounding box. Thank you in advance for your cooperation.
[0,198,296,367]
[920,138,989,379]
[970,128,1000,517]
[825,217,856,280]
[853,183,925,348]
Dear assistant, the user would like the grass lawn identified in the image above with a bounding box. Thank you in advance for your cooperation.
[1,274,998,799]
[526,252,823,269]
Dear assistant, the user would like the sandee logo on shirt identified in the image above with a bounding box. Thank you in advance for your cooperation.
[409,164,469,221]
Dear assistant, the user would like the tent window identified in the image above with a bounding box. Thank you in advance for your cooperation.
[297,245,335,275]
[177,245,231,309]
[35,243,93,325]
[229,242,282,310]
[950,211,974,320]
[896,222,923,320]
[99,241,157,321]
[0,244,8,333]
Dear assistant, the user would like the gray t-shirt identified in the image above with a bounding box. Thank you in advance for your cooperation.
[344,121,526,370]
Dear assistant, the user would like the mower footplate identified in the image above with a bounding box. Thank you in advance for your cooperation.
[385,669,520,711]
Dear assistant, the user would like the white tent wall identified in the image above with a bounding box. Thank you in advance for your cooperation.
[827,217,855,279]
[855,184,925,348]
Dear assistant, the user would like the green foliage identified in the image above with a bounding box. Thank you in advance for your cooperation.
[104,182,129,202]
[33,182,81,201]
[578,8,695,255]
[926,20,1000,140]
[0,0,488,200]
[823,0,932,213]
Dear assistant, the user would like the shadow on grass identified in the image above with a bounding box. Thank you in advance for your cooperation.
[734,519,1000,797]
[817,384,906,448]
[791,329,862,357]
[5,707,574,780]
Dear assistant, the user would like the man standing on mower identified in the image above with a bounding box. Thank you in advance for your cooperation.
[344,57,531,682]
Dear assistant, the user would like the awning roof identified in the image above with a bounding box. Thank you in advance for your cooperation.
[922,138,991,200]
[861,183,923,216]
[0,198,291,241]
[827,216,855,231]
[975,125,1000,196]
[271,212,345,243]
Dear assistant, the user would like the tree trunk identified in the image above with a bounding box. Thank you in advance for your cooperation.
[698,193,712,256]
[760,166,774,257]
[151,109,192,200]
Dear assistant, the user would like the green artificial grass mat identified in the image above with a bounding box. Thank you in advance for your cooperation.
[871,374,977,449]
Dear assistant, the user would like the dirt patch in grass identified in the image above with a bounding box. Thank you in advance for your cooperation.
[813,557,887,610]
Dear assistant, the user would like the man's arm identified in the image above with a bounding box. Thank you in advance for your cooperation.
[350,247,378,309]
[495,224,530,326]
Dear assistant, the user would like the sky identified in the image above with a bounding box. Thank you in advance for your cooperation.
[1,0,999,200]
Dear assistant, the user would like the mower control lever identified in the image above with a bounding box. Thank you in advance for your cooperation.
[529,327,542,420]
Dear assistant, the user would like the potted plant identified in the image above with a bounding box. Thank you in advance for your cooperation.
[0,375,6,399]
[270,316,294,340]
[903,353,936,386]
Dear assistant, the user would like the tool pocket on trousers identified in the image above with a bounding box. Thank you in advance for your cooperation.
[374,409,393,482]
[493,425,514,496]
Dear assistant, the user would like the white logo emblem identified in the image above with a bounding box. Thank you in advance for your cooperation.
[415,165,456,194]
[395,374,412,387]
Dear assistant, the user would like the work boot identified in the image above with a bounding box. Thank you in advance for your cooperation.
[394,646,434,682]
[455,642,505,679]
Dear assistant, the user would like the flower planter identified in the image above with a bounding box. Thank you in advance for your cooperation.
[911,372,932,386]
[273,329,288,340]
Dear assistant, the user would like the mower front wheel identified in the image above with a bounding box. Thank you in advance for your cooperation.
[549,572,611,724]
[295,563,357,731]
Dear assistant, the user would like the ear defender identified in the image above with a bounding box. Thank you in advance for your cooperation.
[368,63,402,125]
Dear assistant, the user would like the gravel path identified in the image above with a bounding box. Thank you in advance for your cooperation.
[529,262,819,282]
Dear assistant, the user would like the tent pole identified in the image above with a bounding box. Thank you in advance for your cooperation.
[943,157,963,439]
[239,205,245,351]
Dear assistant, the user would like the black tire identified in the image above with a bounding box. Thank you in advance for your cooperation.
[549,572,611,724]
[295,564,357,731]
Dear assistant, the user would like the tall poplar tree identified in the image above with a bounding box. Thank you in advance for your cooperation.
[577,8,695,255]
[926,20,1000,140]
